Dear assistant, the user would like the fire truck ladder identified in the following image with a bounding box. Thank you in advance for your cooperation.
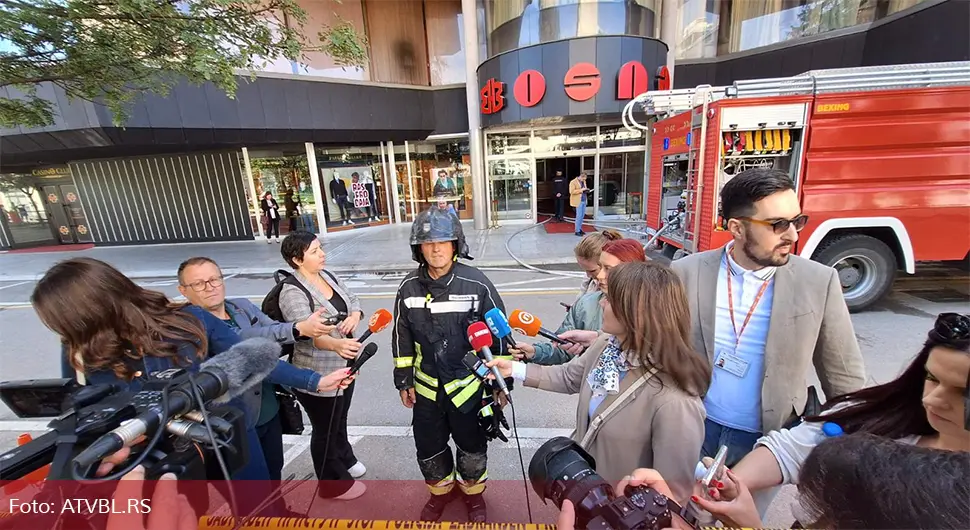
[681,86,716,254]
[725,61,970,98]
[621,85,727,130]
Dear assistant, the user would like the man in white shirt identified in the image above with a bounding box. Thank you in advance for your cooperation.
[671,168,866,467]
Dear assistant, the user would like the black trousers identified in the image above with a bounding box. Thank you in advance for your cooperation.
[295,382,358,497]
[555,197,566,220]
[266,217,280,237]
[413,389,488,497]
[255,412,289,513]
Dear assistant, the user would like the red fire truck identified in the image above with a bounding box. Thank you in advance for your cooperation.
[624,62,970,312]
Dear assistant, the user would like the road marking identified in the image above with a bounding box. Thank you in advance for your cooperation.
[0,281,30,291]
[0,288,581,309]
[282,437,310,467]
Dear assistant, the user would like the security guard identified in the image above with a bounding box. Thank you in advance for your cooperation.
[392,206,513,523]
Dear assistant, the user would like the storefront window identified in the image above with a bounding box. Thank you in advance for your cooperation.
[0,175,54,246]
[248,153,317,235]
[599,125,646,148]
[487,132,531,156]
[531,127,598,153]
[315,147,389,229]
[426,0,467,85]
[397,139,472,220]
[488,159,533,221]
[598,151,645,217]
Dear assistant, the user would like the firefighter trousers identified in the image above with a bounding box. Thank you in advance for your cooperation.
[413,388,488,497]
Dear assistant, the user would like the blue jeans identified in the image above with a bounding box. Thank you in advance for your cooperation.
[574,198,587,233]
[701,418,762,468]
[300,213,314,232]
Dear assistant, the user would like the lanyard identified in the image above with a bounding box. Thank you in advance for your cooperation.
[725,256,770,349]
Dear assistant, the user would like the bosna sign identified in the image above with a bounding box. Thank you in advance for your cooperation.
[480,62,671,115]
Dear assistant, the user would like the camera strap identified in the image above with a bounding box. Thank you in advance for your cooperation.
[579,367,658,451]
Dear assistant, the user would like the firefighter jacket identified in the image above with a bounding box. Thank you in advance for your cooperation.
[392,262,514,414]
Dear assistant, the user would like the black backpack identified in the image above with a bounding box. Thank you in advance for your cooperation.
[261,268,337,359]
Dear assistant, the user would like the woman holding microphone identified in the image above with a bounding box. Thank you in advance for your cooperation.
[278,231,367,500]
[489,261,710,501]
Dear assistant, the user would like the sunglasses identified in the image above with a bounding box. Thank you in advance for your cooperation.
[736,214,809,234]
[934,313,970,430]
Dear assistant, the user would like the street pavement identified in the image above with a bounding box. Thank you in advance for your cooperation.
[0,258,967,525]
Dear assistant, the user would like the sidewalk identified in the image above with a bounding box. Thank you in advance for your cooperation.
[0,221,594,281]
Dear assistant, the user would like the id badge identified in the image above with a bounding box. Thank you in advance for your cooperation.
[714,349,749,378]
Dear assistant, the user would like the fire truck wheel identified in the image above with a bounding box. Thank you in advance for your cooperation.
[813,234,897,313]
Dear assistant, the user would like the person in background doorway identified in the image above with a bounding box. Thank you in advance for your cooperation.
[569,173,589,236]
[285,189,298,233]
[552,170,567,222]
[670,168,866,469]
[261,192,280,243]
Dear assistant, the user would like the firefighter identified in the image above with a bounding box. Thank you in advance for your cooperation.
[392,206,514,523]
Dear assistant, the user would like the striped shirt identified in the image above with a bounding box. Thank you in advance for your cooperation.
[704,242,776,433]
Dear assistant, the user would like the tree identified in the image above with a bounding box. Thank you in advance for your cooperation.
[787,0,870,40]
[0,0,369,128]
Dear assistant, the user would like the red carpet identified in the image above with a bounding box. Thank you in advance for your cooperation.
[539,214,596,234]
[5,243,94,254]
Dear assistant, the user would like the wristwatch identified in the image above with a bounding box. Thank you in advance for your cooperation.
[292,323,309,341]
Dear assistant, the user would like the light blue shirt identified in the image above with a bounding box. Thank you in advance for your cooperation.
[704,242,776,433]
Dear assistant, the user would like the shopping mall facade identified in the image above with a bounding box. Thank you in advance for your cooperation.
[0,0,965,249]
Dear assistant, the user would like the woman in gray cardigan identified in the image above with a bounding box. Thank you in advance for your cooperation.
[278,231,367,500]
[489,262,711,502]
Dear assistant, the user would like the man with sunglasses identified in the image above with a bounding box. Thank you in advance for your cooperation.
[670,168,866,469]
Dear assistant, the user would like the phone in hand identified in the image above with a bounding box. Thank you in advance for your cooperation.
[324,312,349,326]
[701,445,728,490]
[462,352,490,382]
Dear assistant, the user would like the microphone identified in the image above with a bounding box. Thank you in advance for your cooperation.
[356,309,393,343]
[467,322,511,402]
[348,342,378,376]
[509,309,574,345]
[73,337,281,470]
[484,308,517,350]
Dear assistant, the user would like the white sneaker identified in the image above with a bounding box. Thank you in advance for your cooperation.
[266,238,271,244]
[348,219,355,225]
[348,461,366,478]
[333,481,366,500]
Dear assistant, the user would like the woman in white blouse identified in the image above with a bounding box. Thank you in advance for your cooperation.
[698,312,970,524]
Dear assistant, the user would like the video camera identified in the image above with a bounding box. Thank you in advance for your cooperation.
[529,437,700,530]
[0,372,247,482]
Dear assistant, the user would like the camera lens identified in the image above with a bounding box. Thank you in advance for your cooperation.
[529,437,614,527]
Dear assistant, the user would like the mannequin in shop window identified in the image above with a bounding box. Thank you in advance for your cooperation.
[329,173,353,226]
[351,172,379,223]
[261,191,281,243]
[358,172,380,222]
[435,195,458,218]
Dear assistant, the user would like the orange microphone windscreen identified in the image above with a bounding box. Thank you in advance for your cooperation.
[508,309,542,337]
[368,308,393,333]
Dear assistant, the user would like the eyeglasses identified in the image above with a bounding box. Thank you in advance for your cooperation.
[183,277,224,292]
[737,214,809,234]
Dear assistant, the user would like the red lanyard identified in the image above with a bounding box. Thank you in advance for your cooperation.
[725,256,770,348]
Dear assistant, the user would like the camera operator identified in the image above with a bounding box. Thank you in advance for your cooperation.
[513,238,645,365]
[488,262,710,501]
[707,312,969,516]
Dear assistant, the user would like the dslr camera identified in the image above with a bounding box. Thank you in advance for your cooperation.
[529,437,700,530]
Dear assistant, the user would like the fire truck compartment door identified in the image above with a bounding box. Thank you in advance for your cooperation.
[720,103,808,130]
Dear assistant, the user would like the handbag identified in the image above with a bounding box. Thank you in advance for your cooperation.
[782,385,823,430]
[275,385,305,435]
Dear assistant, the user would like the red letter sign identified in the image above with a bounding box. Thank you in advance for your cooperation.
[617,61,648,100]
[655,65,671,91]
[514,70,546,107]
[563,63,601,102]
[480,78,505,115]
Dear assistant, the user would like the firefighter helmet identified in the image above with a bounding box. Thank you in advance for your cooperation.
[409,206,472,263]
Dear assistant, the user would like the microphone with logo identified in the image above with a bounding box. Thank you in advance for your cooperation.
[71,337,282,474]
[508,309,575,345]
[356,309,393,343]
[484,308,517,351]
[466,322,512,403]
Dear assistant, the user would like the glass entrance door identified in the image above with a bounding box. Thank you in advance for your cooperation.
[597,151,646,218]
[487,159,533,221]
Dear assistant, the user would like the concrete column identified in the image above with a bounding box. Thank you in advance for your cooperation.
[305,142,328,235]
[661,0,678,87]
[241,147,264,239]
[380,142,394,222]
[461,0,488,230]
[387,141,402,225]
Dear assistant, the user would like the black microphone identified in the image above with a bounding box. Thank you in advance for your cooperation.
[73,338,281,470]
[348,343,378,376]
[468,322,511,402]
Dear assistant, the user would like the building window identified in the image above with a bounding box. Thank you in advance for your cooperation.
[401,139,473,219]
[315,147,390,228]
[719,0,878,54]
[295,0,371,80]
[426,0,467,86]
[674,0,722,59]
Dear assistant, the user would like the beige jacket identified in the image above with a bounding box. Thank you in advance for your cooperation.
[524,335,706,502]
[670,247,866,433]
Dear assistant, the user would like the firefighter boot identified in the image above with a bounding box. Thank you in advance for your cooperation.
[417,449,458,522]
[456,447,488,523]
